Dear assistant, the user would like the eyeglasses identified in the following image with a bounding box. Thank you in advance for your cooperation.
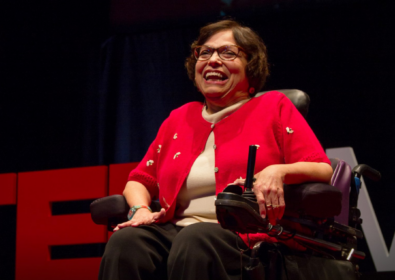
[193,45,245,61]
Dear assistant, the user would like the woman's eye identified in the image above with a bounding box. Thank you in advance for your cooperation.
[221,51,236,58]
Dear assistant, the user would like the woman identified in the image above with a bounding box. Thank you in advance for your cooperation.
[99,20,333,280]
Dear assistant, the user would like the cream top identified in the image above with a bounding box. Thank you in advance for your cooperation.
[172,99,250,226]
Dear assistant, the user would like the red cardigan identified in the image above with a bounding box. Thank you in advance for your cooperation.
[128,91,330,243]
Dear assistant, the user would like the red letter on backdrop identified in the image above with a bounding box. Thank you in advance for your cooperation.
[16,166,108,280]
[0,173,17,205]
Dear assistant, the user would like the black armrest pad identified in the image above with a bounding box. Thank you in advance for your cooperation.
[284,182,342,218]
[90,195,129,225]
[90,195,162,225]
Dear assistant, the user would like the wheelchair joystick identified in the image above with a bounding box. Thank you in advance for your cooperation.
[242,145,258,202]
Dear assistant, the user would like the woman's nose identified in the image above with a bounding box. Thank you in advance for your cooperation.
[208,51,222,66]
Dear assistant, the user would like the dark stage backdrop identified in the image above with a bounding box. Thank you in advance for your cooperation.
[1,0,394,279]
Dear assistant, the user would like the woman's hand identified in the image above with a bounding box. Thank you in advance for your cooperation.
[253,165,286,225]
[118,180,165,231]
[233,165,286,225]
[113,208,166,232]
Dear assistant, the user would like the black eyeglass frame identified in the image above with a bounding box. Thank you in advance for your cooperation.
[193,45,246,61]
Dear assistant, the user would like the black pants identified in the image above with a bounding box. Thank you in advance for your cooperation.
[99,222,251,280]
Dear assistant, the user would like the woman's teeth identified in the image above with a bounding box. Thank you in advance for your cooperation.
[205,72,226,80]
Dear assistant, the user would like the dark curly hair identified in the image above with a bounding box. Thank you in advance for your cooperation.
[185,20,269,94]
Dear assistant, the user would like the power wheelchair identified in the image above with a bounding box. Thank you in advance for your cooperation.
[90,89,381,280]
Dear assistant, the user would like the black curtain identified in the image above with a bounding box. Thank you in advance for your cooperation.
[83,29,203,166]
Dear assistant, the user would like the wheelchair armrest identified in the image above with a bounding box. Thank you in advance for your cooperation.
[91,182,342,226]
[284,182,342,218]
[90,195,162,226]
[90,195,129,225]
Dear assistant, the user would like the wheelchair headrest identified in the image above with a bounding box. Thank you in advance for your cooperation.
[256,89,310,118]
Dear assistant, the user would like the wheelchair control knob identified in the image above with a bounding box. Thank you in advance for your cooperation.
[242,189,257,202]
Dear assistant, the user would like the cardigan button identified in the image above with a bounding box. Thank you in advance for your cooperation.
[214,167,219,172]
[211,124,215,129]
[213,144,217,150]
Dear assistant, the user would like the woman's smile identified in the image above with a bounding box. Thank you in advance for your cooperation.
[204,70,228,84]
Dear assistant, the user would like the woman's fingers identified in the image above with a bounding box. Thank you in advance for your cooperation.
[269,187,281,225]
[152,208,166,221]
[265,198,277,225]
[255,182,280,224]
[113,221,131,232]
[232,178,245,185]
[253,165,286,225]
[266,186,285,225]
[113,220,142,231]
[278,190,286,220]
[113,208,166,232]
[255,191,266,218]
[256,185,285,224]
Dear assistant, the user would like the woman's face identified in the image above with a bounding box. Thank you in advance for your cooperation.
[195,30,249,112]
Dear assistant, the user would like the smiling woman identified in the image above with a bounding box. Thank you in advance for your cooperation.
[185,20,269,101]
[193,30,250,114]
[98,19,333,280]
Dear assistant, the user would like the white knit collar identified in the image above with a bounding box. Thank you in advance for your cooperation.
[202,99,250,124]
